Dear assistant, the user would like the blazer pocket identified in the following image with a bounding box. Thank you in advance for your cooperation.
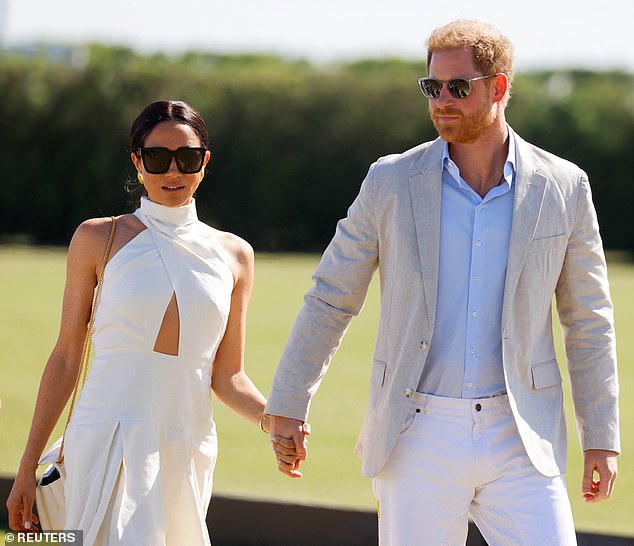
[371,359,387,387]
[528,233,567,253]
[531,359,562,390]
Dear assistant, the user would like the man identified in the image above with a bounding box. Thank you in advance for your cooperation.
[264,19,619,545]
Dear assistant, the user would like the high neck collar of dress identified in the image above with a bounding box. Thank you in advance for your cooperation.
[138,196,198,227]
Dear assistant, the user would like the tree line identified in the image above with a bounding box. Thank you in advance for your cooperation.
[1,45,632,251]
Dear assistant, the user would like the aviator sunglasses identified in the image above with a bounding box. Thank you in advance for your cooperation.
[136,147,207,174]
[417,73,503,99]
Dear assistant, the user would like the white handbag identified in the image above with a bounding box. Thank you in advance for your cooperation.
[34,437,66,530]
[35,217,116,530]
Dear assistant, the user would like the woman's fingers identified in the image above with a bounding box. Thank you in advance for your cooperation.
[6,473,38,532]
[271,435,296,455]
[271,436,299,466]
[8,495,35,532]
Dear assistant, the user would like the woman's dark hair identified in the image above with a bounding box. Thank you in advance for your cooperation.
[127,100,210,207]
[129,100,209,152]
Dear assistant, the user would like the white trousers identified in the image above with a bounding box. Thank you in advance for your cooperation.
[372,393,577,546]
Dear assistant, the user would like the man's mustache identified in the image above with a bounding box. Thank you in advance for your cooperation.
[431,108,463,117]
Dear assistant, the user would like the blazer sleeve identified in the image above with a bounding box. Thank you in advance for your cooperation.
[265,163,380,421]
[555,173,620,453]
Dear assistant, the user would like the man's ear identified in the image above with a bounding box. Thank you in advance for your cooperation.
[492,73,509,104]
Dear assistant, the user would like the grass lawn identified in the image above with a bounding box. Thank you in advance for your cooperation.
[0,247,632,537]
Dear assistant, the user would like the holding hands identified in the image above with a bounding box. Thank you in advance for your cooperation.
[262,414,311,478]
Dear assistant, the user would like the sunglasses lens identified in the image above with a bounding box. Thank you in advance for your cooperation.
[420,79,442,99]
[176,148,205,173]
[140,148,205,174]
[419,78,476,99]
[448,79,471,98]
[142,149,171,174]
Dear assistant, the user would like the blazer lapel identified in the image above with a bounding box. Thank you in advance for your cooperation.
[502,136,547,329]
[406,134,545,333]
[409,138,443,330]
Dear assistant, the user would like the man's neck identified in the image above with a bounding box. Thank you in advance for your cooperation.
[448,121,509,198]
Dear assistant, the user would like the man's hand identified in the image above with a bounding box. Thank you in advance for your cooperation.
[582,449,618,503]
[268,415,311,478]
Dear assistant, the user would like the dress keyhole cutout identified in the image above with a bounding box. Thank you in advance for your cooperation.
[153,292,180,356]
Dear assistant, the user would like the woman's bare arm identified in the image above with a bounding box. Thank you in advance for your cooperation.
[6,218,111,531]
[210,234,267,426]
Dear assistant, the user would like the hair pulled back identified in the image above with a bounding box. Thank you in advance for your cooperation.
[129,100,209,152]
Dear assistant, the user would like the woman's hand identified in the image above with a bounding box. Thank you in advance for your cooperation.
[6,469,39,532]
[269,416,311,478]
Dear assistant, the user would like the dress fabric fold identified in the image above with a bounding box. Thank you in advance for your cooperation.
[63,197,233,545]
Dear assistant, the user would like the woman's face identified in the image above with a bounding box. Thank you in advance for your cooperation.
[131,120,211,208]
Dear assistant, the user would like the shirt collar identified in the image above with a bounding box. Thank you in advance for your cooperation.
[441,125,516,189]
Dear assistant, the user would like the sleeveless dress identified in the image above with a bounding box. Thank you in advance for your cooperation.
[63,197,234,545]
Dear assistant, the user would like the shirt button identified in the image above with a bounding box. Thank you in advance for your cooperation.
[473,275,480,282]
[475,240,482,247]
[470,347,476,354]
[419,341,429,351]
[466,382,473,388]
[472,311,478,318]
[475,403,482,412]
[404,388,413,398]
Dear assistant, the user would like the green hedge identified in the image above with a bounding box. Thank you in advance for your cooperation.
[1,46,632,251]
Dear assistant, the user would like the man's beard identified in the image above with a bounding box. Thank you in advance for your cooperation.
[430,103,496,144]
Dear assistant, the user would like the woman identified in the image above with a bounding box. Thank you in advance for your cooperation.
[7,100,286,544]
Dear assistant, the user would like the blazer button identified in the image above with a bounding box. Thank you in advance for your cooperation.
[419,341,429,350]
[404,388,413,398]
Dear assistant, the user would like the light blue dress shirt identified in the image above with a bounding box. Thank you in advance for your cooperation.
[417,131,516,398]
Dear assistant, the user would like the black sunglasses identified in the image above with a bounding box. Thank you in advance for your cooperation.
[136,147,207,174]
[417,73,503,99]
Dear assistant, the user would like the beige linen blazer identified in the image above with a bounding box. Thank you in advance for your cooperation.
[265,129,619,478]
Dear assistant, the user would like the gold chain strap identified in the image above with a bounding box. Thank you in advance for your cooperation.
[57,216,117,465]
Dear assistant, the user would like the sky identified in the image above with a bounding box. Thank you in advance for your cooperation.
[1,0,633,72]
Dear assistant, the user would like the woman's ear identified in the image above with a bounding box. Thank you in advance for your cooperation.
[131,152,143,172]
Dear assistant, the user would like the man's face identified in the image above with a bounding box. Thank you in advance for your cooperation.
[427,48,497,144]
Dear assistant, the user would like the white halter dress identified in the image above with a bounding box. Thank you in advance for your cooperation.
[63,197,234,545]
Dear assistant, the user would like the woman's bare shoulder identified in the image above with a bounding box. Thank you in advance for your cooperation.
[71,217,115,252]
[205,228,254,288]
[216,230,254,266]
[61,217,116,278]
[74,214,144,256]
